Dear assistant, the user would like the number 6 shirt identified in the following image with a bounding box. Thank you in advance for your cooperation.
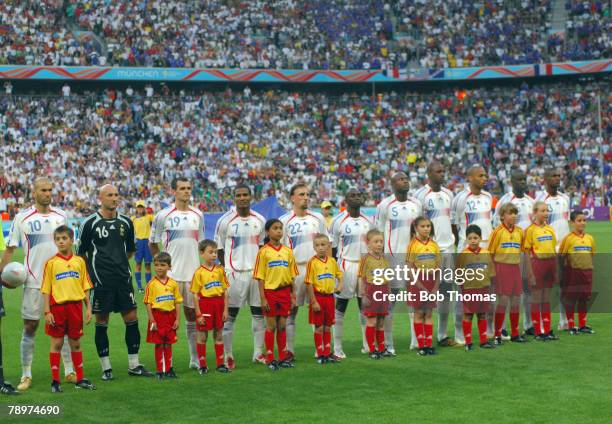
[331,211,374,262]
[375,194,421,259]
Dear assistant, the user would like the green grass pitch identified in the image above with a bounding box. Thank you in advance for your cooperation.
[1,222,612,423]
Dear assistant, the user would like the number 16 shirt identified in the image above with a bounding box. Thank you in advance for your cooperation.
[77,212,135,288]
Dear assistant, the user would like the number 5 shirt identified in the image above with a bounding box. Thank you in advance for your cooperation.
[7,206,68,289]
[375,194,421,259]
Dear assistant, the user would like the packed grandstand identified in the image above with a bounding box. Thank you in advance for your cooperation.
[1,81,609,216]
[0,0,609,69]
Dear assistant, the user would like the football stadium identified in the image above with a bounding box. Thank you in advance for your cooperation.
[0,0,610,423]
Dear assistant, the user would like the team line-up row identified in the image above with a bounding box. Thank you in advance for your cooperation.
[0,164,596,394]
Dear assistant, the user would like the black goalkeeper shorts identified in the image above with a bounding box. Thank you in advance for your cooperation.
[92,284,137,314]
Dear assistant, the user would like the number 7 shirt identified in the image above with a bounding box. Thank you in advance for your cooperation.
[214,208,266,272]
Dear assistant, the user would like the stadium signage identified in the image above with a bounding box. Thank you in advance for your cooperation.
[0,60,609,83]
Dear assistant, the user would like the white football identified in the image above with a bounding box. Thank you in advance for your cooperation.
[1,262,28,288]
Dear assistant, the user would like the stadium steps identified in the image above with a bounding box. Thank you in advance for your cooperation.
[64,8,107,63]
[550,0,569,37]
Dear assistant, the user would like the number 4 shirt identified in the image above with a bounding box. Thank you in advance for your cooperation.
[413,185,455,251]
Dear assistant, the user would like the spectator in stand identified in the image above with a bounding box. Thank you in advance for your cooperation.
[0,0,608,69]
[0,81,609,218]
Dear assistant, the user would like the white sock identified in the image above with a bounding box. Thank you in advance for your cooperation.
[333,310,344,354]
[522,294,533,330]
[454,310,465,343]
[359,312,367,351]
[127,353,139,369]
[286,314,296,353]
[61,336,74,375]
[186,321,197,364]
[486,312,495,338]
[251,315,265,359]
[437,311,449,341]
[100,356,112,371]
[20,330,35,378]
[222,316,236,358]
[558,301,568,328]
[409,313,418,349]
[454,301,465,343]
[384,309,394,351]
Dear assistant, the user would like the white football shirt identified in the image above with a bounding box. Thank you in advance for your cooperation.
[413,185,455,250]
[375,194,421,257]
[331,211,373,262]
[214,208,265,272]
[150,205,204,282]
[494,192,535,230]
[7,206,68,288]
[451,188,493,250]
[279,210,329,264]
[535,191,570,250]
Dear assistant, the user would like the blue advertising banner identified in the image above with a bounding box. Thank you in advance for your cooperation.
[0,60,609,83]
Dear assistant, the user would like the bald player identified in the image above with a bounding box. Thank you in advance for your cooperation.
[535,168,570,330]
[78,184,152,379]
[451,165,493,251]
[376,172,421,354]
[0,177,75,391]
[414,162,462,346]
[451,165,494,337]
[331,189,374,358]
[494,170,536,334]
[279,183,329,361]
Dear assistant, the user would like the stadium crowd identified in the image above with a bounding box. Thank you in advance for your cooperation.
[0,0,609,69]
[394,0,553,68]
[0,81,609,217]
